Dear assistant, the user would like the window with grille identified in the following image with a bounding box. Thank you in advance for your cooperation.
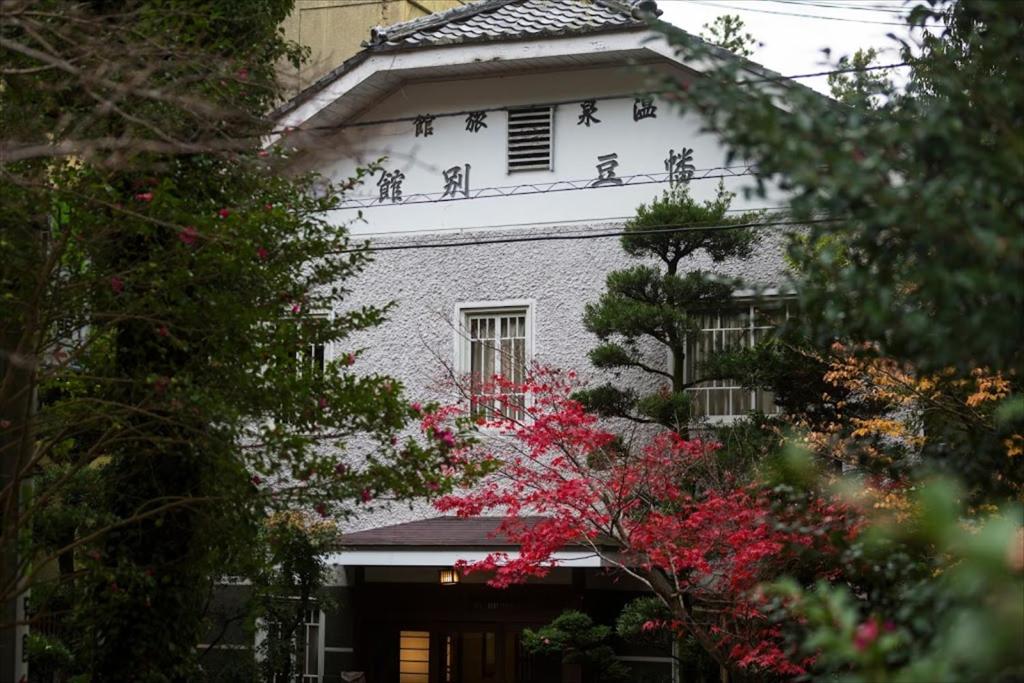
[507,106,553,172]
[270,605,322,683]
[400,630,430,683]
[294,313,330,377]
[457,303,533,422]
[684,304,789,419]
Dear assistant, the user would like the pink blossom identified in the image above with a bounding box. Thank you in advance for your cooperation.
[157,325,169,337]
[853,619,880,651]
[291,303,301,314]
[134,192,153,202]
[437,429,456,448]
[179,226,198,246]
[257,246,269,261]
[334,463,349,476]
[318,397,328,409]
[251,475,262,485]
[345,352,356,366]
[410,402,423,415]
[110,276,124,294]
[217,208,231,219]
[360,488,373,503]
[237,67,249,81]
[315,502,328,517]
[0,420,10,429]
[257,150,269,158]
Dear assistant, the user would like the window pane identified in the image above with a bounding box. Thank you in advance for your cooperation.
[306,624,319,675]
[400,631,430,683]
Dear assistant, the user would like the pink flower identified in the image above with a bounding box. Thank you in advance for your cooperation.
[427,480,440,491]
[157,325,169,337]
[344,352,356,366]
[134,192,153,202]
[264,202,273,211]
[290,303,301,314]
[257,150,269,158]
[360,488,373,503]
[251,475,262,485]
[318,397,328,409]
[237,67,249,81]
[410,402,423,415]
[257,246,269,261]
[437,429,456,448]
[179,226,198,246]
[110,276,124,294]
[217,208,230,219]
[0,420,10,429]
[315,502,328,517]
[334,463,348,476]
[853,619,880,651]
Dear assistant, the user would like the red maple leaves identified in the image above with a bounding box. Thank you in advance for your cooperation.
[433,367,857,676]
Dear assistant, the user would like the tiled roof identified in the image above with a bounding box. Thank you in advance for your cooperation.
[365,0,655,50]
[339,516,615,548]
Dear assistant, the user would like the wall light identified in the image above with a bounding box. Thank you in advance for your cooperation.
[438,567,460,586]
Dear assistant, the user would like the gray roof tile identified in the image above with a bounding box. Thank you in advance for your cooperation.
[365,0,651,51]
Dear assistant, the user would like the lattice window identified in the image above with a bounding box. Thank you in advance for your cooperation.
[399,630,430,683]
[458,304,532,422]
[684,304,789,419]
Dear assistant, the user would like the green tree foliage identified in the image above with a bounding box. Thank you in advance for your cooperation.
[575,185,763,431]
[646,1,1024,679]
[700,14,757,58]
[1,2,477,680]
[522,610,630,683]
[827,48,895,108]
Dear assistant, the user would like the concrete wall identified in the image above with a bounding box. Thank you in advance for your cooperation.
[280,0,464,96]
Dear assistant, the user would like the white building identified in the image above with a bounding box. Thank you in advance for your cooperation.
[250,1,806,680]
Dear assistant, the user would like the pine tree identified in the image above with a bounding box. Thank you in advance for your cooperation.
[575,184,763,433]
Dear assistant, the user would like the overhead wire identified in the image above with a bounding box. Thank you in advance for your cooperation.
[686,0,914,26]
[332,216,838,254]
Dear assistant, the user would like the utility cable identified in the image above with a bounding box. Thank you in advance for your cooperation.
[331,216,837,254]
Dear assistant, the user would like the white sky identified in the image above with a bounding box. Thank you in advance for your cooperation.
[657,0,939,93]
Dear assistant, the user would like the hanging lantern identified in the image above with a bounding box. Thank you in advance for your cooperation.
[438,567,460,586]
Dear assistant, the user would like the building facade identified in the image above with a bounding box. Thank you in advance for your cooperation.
[241,1,806,680]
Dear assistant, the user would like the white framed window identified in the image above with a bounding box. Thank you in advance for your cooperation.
[507,106,553,172]
[683,303,789,420]
[268,606,323,679]
[455,301,535,421]
[296,310,333,377]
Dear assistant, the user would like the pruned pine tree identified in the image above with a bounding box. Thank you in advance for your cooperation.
[575,185,763,433]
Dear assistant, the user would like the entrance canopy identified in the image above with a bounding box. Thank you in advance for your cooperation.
[326,516,614,568]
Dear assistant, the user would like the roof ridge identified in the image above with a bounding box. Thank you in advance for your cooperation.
[364,0,652,49]
[365,0,524,48]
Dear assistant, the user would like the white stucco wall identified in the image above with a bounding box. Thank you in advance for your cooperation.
[333,223,790,532]
[290,61,793,533]
[290,65,786,235]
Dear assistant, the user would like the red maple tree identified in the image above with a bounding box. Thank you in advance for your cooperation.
[434,367,858,677]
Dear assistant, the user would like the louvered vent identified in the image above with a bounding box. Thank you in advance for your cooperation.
[507,106,553,172]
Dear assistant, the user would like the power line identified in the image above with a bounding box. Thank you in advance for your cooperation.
[688,0,913,25]
[353,204,787,238]
[769,0,911,14]
[274,61,910,137]
[333,216,836,254]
